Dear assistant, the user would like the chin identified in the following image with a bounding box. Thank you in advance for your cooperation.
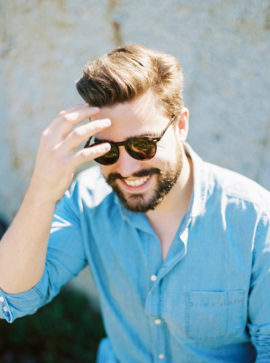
[113,188,164,213]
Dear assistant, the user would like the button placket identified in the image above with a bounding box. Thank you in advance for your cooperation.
[0,296,11,320]
[145,276,166,362]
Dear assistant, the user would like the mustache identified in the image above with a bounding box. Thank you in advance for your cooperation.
[107,168,160,184]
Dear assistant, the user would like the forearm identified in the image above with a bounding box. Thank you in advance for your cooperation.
[0,183,56,294]
[0,105,110,295]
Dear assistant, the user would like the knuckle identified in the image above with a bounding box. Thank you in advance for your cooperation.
[91,119,110,129]
[61,114,72,123]
[91,144,109,157]
[72,128,83,138]
[79,152,90,162]
[75,149,92,164]
[40,129,48,140]
[62,111,80,124]
[50,145,60,157]
[40,130,51,146]
[90,147,101,156]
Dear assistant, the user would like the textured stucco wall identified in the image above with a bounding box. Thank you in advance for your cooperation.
[1,0,270,302]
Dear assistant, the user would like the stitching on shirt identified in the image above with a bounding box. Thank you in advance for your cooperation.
[184,290,246,340]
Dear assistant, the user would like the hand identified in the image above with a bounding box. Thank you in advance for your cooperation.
[29,104,111,203]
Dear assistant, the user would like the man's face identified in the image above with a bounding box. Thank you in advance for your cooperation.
[93,91,187,213]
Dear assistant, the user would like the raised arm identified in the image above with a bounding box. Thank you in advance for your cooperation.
[0,105,111,294]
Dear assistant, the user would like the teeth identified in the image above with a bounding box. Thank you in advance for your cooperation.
[124,176,150,187]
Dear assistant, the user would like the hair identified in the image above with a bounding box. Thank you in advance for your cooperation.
[76,44,184,118]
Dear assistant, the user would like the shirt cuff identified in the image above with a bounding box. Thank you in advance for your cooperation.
[0,271,49,323]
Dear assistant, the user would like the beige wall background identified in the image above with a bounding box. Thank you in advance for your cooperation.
[1,0,270,303]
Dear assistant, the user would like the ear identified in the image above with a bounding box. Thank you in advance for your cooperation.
[176,107,189,142]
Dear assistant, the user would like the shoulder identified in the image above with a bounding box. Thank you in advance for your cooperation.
[76,165,109,191]
[66,165,114,209]
[205,162,270,216]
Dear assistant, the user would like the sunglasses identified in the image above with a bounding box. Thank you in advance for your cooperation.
[84,115,176,165]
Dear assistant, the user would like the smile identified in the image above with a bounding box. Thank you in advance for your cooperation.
[123,176,150,187]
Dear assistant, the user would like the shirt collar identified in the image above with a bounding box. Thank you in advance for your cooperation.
[184,143,208,219]
[114,196,153,233]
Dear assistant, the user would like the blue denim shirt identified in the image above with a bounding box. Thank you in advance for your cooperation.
[1,145,270,362]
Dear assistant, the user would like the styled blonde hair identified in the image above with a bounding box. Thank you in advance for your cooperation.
[76,44,184,118]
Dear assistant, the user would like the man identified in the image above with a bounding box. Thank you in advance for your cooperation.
[0,44,269,362]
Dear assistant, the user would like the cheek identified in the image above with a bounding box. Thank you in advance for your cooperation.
[155,143,178,162]
[155,145,182,170]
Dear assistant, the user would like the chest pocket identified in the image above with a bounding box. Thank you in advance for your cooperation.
[185,290,246,340]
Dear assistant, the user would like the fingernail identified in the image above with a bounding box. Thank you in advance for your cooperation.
[91,107,100,112]
[98,143,111,152]
[103,143,111,150]
[103,119,111,126]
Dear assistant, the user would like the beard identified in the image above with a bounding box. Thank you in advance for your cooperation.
[105,150,183,213]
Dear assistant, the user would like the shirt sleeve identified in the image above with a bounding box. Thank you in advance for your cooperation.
[248,213,270,361]
[0,181,87,323]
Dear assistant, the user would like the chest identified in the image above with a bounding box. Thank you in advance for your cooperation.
[150,218,184,260]
[158,234,176,260]
[88,220,251,340]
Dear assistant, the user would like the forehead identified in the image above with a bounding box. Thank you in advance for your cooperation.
[93,90,169,140]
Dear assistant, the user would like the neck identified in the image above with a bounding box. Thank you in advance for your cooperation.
[146,152,194,223]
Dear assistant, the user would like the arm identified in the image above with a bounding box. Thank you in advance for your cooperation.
[248,213,270,362]
[0,104,111,294]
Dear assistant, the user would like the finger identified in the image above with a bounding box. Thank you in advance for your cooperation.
[58,104,88,116]
[49,105,100,139]
[63,118,111,150]
[73,142,111,167]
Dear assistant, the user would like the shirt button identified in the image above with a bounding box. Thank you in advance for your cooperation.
[0,296,4,303]
[154,318,162,325]
[150,274,157,281]
[158,353,165,359]
[3,306,8,312]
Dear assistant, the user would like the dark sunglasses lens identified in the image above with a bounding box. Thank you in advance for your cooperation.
[127,138,156,160]
[95,143,119,165]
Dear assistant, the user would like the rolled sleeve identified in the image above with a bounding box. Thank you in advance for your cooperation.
[0,270,50,323]
[0,182,87,323]
[248,324,270,362]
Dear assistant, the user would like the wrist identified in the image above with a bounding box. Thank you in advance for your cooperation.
[26,179,59,208]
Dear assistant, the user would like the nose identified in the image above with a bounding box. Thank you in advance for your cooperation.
[115,146,142,177]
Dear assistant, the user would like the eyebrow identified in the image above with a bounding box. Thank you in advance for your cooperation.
[95,131,160,143]
[133,131,160,138]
